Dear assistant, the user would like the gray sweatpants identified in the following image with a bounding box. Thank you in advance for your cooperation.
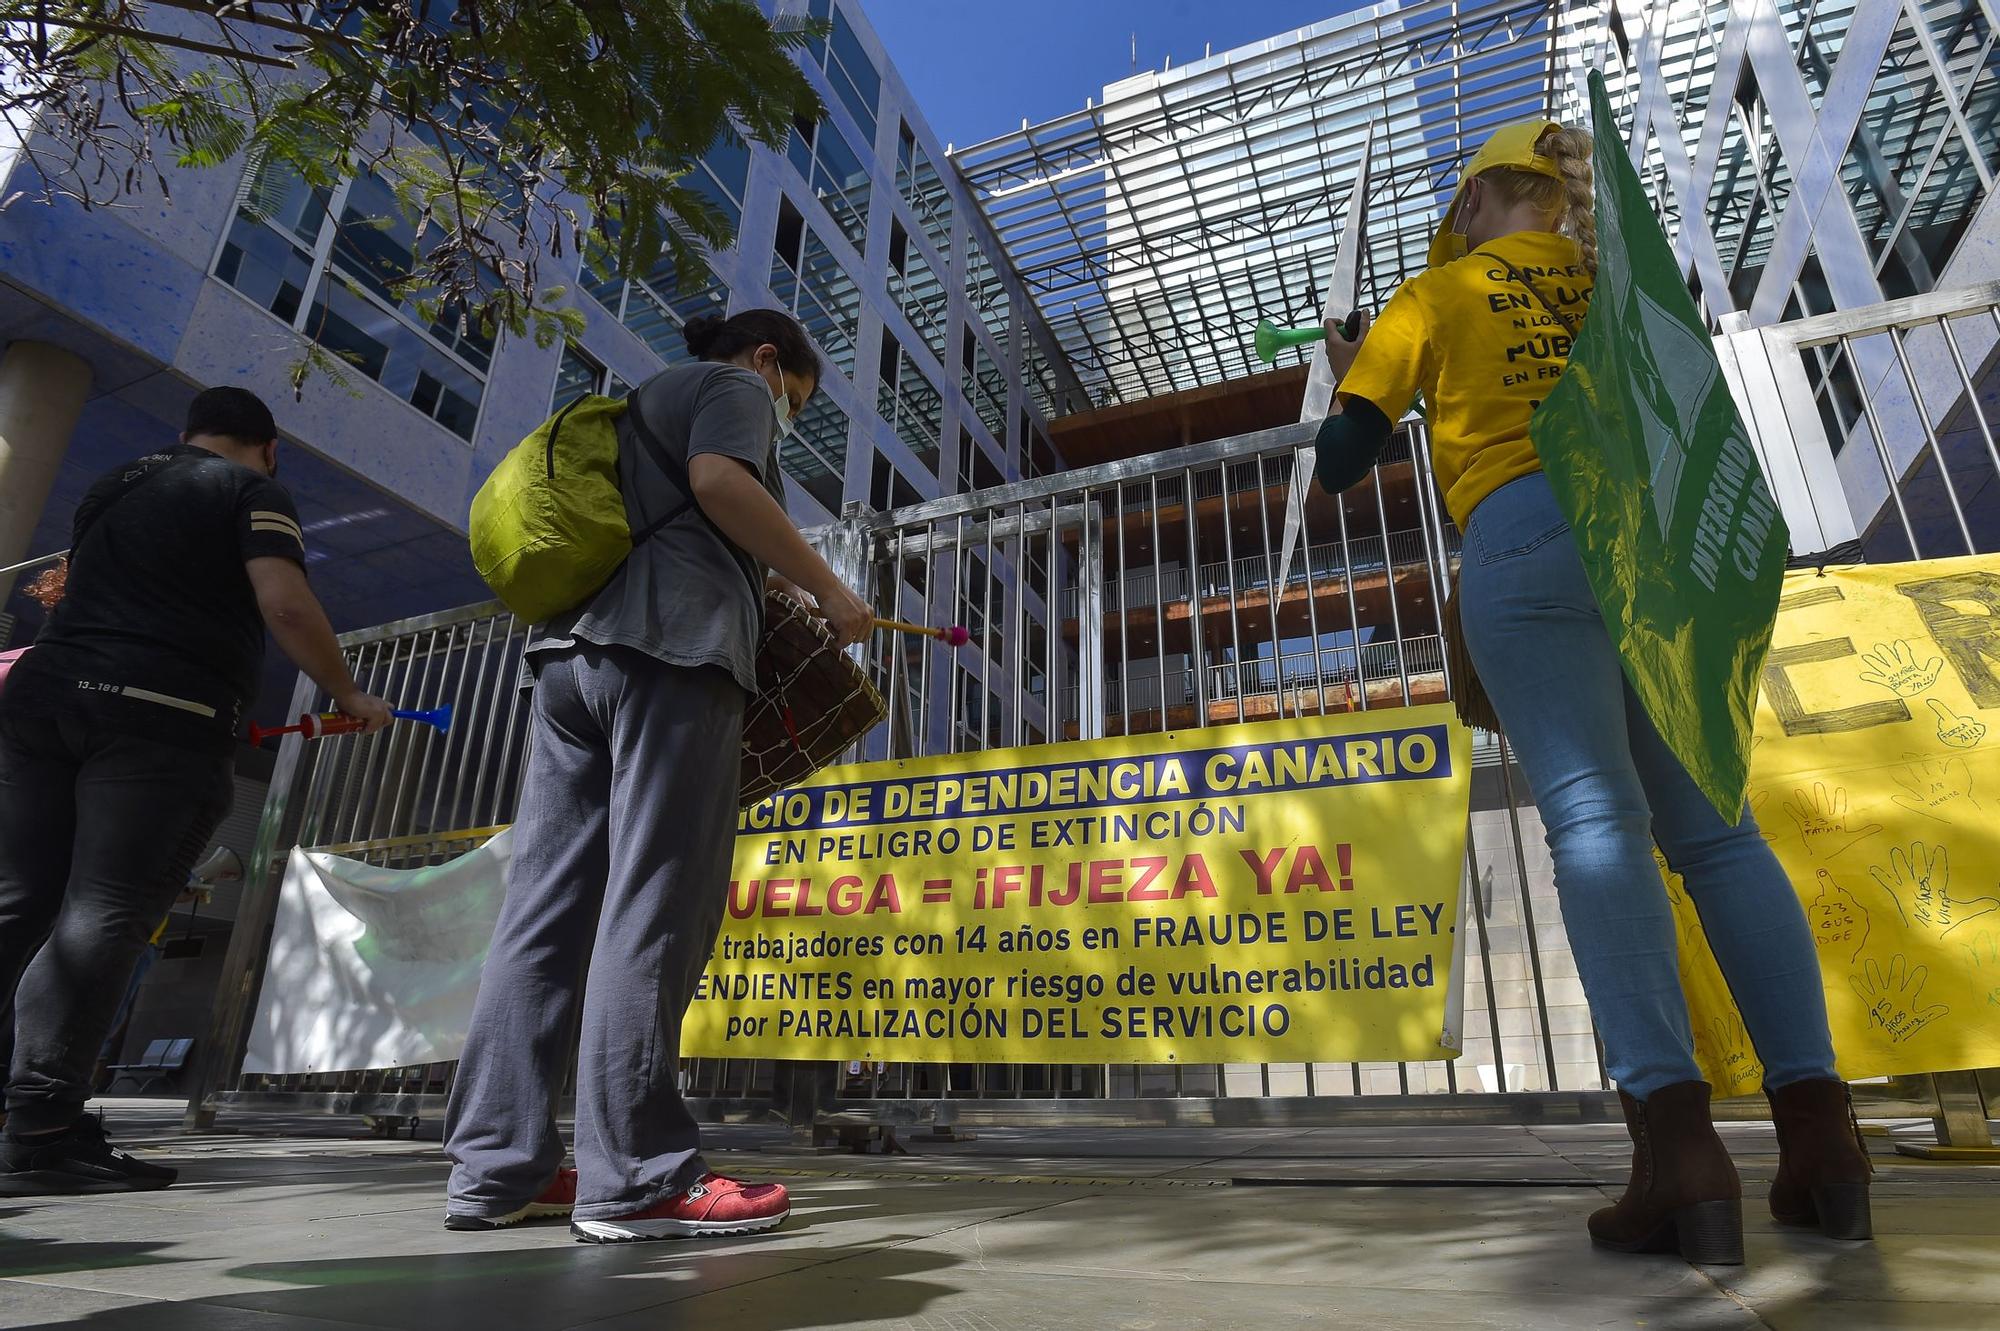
[444,645,743,1222]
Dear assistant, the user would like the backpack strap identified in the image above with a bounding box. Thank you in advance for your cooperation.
[623,385,705,544]
[623,381,768,602]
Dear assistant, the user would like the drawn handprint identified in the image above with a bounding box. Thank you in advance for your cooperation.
[1960,929,1999,969]
[1929,698,1989,749]
[1859,640,1944,697]
[1869,842,1999,936]
[1808,869,1870,962]
[1700,1012,1764,1088]
[1784,782,1883,859]
[1849,955,1949,1044]
[1892,754,1980,824]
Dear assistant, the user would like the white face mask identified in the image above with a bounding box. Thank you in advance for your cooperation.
[769,367,796,439]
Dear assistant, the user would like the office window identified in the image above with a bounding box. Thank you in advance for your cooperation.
[1022,329,1065,421]
[679,126,752,234]
[962,328,1008,440]
[898,120,953,261]
[870,455,922,512]
[1024,621,1049,703]
[959,553,1004,661]
[960,426,1004,494]
[878,330,943,470]
[330,172,497,373]
[788,115,872,251]
[1023,534,1051,597]
[215,162,491,441]
[552,342,607,411]
[215,214,316,326]
[889,219,949,359]
[958,676,1005,749]
[808,0,882,140]
[616,245,731,369]
[782,393,849,514]
[1030,428,1059,480]
[964,232,1011,356]
[772,197,862,379]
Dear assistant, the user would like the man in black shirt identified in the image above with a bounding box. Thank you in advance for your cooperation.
[0,387,391,1194]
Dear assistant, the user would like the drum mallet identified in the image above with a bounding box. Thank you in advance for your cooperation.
[873,617,970,648]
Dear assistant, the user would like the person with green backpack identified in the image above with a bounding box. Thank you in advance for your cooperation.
[449,309,871,1242]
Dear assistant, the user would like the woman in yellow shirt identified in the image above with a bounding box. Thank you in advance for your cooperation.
[1313,120,1868,1264]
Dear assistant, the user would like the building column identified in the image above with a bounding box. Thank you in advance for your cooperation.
[0,340,92,601]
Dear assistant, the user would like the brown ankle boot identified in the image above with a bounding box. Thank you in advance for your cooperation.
[1766,1078,1873,1240]
[1589,1081,1744,1264]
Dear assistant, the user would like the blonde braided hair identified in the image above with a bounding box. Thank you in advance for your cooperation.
[1476,124,1598,277]
[1541,126,1597,277]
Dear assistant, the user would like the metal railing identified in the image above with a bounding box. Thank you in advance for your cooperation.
[192,414,1549,1127]
[1076,527,1459,617]
[1717,278,2000,560]
[1069,637,1450,718]
[185,602,535,1124]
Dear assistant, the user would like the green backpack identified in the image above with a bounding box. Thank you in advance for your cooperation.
[469,392,700,624]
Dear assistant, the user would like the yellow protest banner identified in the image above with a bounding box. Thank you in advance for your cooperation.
[1673,554,2000,1094]
[684,707,1473,1064]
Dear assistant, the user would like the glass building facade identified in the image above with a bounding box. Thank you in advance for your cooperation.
[209,0,1077,524]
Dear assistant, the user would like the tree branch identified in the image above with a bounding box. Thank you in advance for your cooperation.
[1,14,296,66]
[142,0,322,39]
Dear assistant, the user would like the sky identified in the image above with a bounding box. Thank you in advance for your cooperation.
[860,0,1381,151]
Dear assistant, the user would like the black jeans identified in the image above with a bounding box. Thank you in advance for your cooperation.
[0,706,232,1134]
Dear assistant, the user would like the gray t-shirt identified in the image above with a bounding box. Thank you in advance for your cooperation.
[525,362,785,694]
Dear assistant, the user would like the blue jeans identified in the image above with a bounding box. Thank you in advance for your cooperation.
[1458,472,1836,1100]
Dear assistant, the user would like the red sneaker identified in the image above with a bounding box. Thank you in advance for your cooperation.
[444,1167,578,1231]
[570,1173,791,1243]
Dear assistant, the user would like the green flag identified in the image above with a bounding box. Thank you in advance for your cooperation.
[1529,70,1787,820]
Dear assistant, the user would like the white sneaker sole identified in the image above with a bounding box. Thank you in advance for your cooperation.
[445,1200,574,1231]
[571,1208,790,1243]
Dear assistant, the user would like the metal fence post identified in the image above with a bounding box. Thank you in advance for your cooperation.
[182,666,322,1131]
[1712,314,1857,554]
[822,504,880,667]
[1077,498,1106,741]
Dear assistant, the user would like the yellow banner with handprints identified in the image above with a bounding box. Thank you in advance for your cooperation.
[1672,554,2000,1094]
[684,708,1472,1064]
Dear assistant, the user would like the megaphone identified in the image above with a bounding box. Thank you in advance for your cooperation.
[1254,320,1323,364]
[189,845,243,886]
[1252,310,1366,364]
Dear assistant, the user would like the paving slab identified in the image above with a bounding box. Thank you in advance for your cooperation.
[588,1256,1770,1331]
[0,1104,1991,1330]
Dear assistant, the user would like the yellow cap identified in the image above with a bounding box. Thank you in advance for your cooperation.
[1427,118,1565,269]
